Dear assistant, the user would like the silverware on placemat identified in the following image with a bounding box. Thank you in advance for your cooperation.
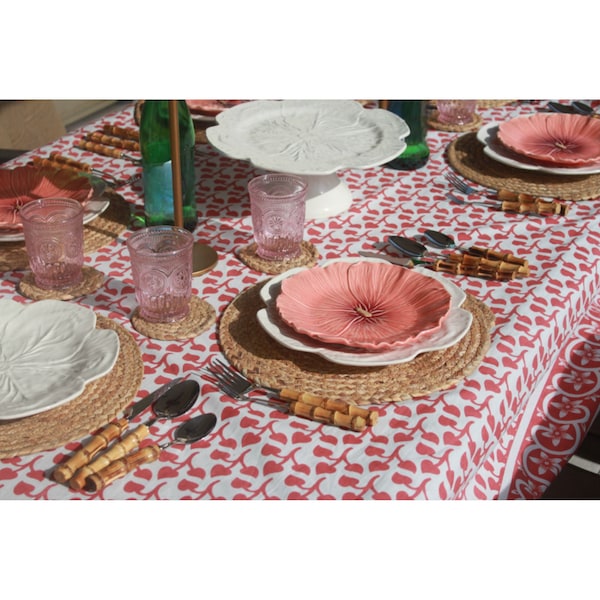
[445,172,570,216]
[203,359,378,432]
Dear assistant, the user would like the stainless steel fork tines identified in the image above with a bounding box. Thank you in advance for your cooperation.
[445,172,478,195]
[203,359,267,401]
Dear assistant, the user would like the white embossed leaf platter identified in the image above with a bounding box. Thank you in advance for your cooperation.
[275,260,452,351]
[0,300,120,420]
[206,100,409,175]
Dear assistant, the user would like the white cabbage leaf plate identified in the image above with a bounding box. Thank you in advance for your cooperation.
[0,300,120,420]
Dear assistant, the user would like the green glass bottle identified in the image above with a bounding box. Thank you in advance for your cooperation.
[139,100,198,231]
[385,100,430,170]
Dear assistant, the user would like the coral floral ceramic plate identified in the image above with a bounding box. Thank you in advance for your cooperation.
[275,260,452,351]
[0,166,94,232]
[0,300,119,420]
[497,113,600,167]
[257,259,472,367]
[477,122,600,176]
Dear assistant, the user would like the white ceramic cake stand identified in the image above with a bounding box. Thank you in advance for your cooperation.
[206,100,409,219]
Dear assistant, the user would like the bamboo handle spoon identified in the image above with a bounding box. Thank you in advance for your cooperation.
[84,413,217,493]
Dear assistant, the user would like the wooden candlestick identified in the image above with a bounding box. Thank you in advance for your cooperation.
[168,100,184,228]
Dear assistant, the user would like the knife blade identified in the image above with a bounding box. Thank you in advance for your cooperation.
[52,378,183,484]
[547,101,575,114]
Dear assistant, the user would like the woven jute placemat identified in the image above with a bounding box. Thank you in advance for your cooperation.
[238,241,320,275]
[131,295,216,340]
[0,315,143,459]
[476,100,517,109]
[17,266,105,301]
[0,191,131,272]
[218,281,495,406]
[447,133,600,200]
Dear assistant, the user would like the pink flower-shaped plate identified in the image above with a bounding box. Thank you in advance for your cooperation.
[186,100,247,117]
[275,261,452,351]
[497,113,600,167]
[0,166,94,231]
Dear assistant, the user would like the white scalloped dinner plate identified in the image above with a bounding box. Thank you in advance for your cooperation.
[256,258,472,367]
[0,300,120,420]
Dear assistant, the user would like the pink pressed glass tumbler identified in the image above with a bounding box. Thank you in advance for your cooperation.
[20,197,85,290]
[436,100,477,125]
[127,226,194,323]
[248,173,308,260]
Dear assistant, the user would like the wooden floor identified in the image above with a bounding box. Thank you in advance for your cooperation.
[541,409,600,500]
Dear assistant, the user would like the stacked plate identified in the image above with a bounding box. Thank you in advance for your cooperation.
[185,100,248,124]
[256,258,473,367]
[0,166,109,242]
[0,300,120,420]
[477,112,600,176]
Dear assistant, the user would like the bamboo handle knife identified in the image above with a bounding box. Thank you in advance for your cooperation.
[53,418,129,483]
[68,423,152,490]
[84,445,161,493]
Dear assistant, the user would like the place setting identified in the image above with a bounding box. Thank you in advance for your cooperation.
[215,253,495,406]
[447,109,600,200]
[0,164,132,273]
[0,159,147,457]
[0,296,144,460]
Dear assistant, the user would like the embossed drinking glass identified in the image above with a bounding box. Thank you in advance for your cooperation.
[126,226,194,323]
[20,197,85,289]
[248,173,308,260]
[436,100,477,125]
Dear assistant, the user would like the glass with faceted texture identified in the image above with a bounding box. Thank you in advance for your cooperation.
[437,100,477,125]
[20,197,84,289]
[248,173,307,260]
[127,226,193,323]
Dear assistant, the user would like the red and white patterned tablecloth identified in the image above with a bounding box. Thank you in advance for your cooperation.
[1,100,599,500]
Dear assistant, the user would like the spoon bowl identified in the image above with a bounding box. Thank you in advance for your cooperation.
[167,413,218,447]
[153,379,200,421]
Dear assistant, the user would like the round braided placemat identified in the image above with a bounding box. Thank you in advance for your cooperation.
[218,281,495,406]
[131,295,216,340]
[428,111,483,132]
[17,266,105,301]
[476,100,517,108]
[0,315,143,459]
[447,133,600,200]
[238,241,319,275]
[0,191,131,272]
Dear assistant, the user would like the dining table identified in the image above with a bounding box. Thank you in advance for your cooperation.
[1,99,599,501]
